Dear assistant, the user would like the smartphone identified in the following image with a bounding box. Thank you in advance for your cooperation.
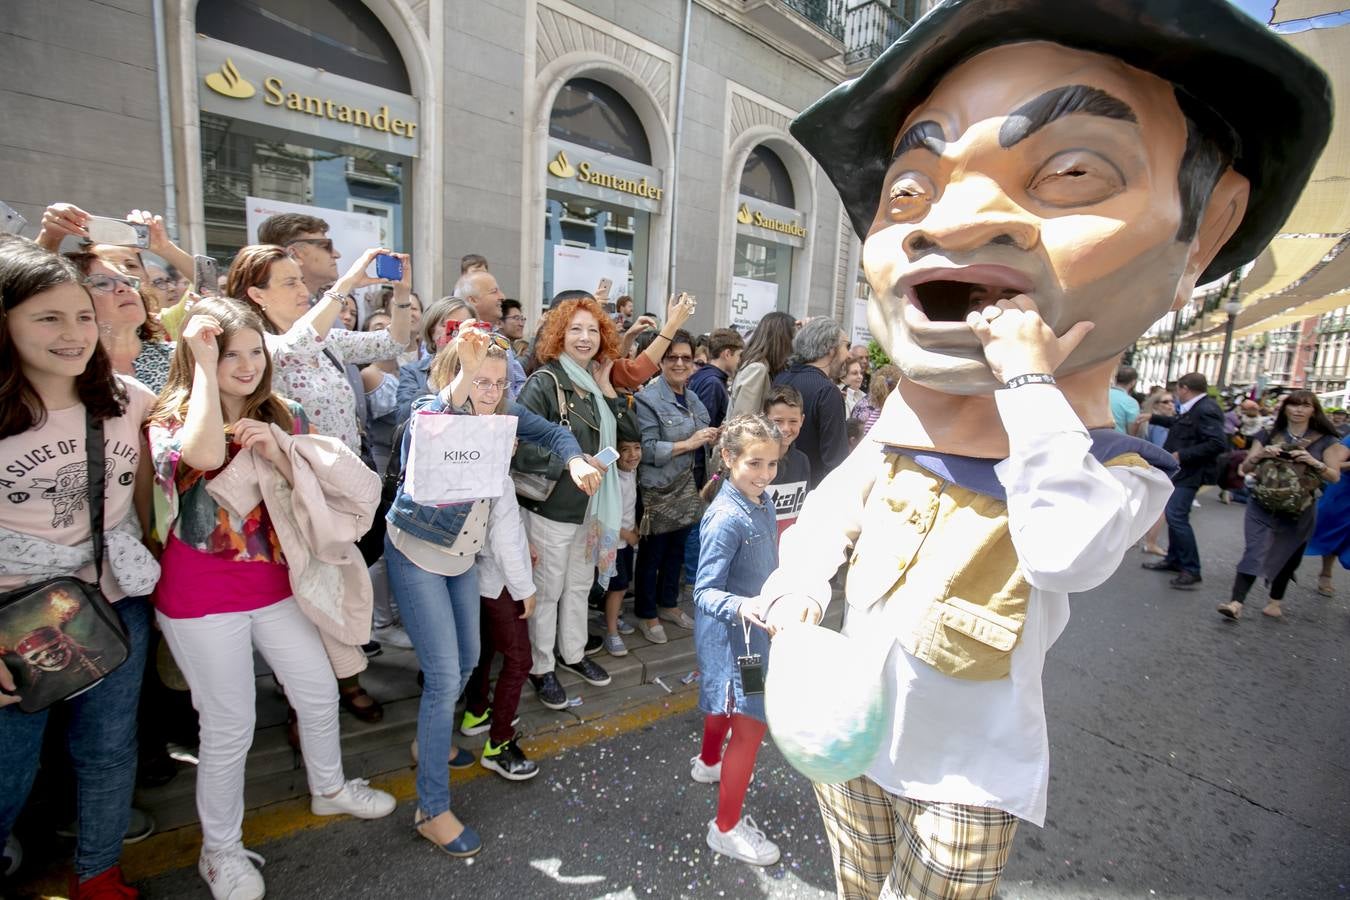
[0,200,27,235]
[194,254,219,297]
[598,277,612,294]
[85,216,150,248]
[594,446,620,467]
[374,253,403,281]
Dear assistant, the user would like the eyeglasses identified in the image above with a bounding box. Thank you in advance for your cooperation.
[83,273,140,294]
[502,314,525,324]
[471,378,508,393]
[286,238,335,253]
[150,277,173,290]
[663,354,694,364]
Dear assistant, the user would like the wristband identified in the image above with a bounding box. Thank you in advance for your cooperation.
[1004,373,1056,389]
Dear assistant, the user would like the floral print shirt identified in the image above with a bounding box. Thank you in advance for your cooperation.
[147,403,310,564]
[265,323,402,453]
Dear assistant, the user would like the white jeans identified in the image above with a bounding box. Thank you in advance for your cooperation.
[523,511,591,673]
[158,598,346,851]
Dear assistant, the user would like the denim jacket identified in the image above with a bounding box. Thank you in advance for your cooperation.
[693,481,779,722]
[634,376,710,490]
[386,390,584,545]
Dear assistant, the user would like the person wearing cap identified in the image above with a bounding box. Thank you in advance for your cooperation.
[751,1,1331,896]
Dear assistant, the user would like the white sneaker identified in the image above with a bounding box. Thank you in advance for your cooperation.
[690,754,721,783]
[311,778,397,819]
[706,816,780,866]
[373,624,414,650]
[198,845,265,900]
[638,620,668,644]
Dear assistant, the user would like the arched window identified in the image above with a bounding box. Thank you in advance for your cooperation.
[197,0,410,93]
[740,146,795,208]
[549,78,652,164]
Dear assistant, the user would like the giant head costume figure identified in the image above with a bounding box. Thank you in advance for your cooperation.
[791,0,1331,455]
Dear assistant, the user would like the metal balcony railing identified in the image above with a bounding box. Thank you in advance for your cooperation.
[781,0,844,39]
[843,0,910,66]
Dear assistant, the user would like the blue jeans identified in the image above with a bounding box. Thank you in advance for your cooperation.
[683,526,700,587]
[1164,484,1201,575]
[384,537,480,818]
[0,594,151,880]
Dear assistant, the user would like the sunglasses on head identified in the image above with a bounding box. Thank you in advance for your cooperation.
[438,319,511,349]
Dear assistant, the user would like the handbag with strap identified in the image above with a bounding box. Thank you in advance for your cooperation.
[640,467,704,536]
[0,413,131,713]
[512,369,570,502]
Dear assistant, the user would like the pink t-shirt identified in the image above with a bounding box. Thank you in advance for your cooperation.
[0,377,157,601]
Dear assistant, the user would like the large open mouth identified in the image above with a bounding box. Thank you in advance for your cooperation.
[912,282,1024,322]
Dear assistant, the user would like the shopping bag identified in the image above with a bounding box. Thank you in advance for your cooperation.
[405,411,518,505]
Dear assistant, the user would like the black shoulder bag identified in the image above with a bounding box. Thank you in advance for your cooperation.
[0,413,131,712]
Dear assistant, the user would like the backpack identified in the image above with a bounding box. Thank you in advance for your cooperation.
[1249,433,1321,518]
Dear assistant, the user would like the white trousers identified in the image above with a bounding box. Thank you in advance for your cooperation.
[523,511,591,673]
[158,598,346,852]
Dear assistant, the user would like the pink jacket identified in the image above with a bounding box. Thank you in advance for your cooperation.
[206,426,379,645]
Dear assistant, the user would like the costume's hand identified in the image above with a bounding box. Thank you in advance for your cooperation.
[763,594,822,636]
[519,595,536,620]
[183,314,222,367]
[964,294,1094,384]
[0,662,21,708]
[568,456,603,495]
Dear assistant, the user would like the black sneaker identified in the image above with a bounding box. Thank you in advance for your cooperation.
[559,656,611,687]
[480,738,540,781]
[361,640,383,658]
[584,633,604,657]
[529,672,568,710]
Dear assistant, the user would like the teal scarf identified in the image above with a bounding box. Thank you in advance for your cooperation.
[557,355,621,587]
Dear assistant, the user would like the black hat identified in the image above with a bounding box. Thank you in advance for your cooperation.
[791,0,1333,283]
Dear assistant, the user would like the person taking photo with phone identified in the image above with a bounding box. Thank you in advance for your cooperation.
[225,243,410,724]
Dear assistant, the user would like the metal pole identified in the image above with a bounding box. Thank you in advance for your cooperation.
[666,0,694,299]
[1217,276,1244,391]
[1165,309,1181,382]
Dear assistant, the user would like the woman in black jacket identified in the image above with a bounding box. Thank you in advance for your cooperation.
[513,293,638,710]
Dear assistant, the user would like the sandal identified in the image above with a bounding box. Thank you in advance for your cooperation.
[414,810,482,858]
[339,685,385,723]
[1318,575,1334,597]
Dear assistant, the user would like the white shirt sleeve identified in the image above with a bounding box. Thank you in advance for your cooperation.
[758,438,883,614]
[993,384,1173,594]
[486,474,537,600]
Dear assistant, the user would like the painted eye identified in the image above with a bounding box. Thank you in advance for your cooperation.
[885,172,934,221]
[1028,151,1123,206]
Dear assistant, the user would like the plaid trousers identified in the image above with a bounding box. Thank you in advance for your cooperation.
[814,776,1019,900]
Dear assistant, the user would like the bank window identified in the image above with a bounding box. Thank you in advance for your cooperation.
[550,78,652,164]
[197,0,410,93]
[544,197,649,309]
[735,234,791,311]
[740,146,795,208]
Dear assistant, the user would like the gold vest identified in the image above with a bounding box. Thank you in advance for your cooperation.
[845,451,1147,681]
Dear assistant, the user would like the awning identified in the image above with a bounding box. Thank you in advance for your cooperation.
[1233,236,1338,305]
[1271,0,1349,24]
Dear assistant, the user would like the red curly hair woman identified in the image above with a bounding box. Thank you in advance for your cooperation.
[511,291,640,710]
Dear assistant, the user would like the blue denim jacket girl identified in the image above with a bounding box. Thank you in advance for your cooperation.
[386,391,583,545]
[693,480,779,722]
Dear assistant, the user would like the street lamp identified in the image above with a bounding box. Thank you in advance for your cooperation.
[1216,282,1243,391]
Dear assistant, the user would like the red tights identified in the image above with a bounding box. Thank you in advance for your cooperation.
[699,713,767,832]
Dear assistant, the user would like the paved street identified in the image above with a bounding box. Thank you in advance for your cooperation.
[138,498,1350,899]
